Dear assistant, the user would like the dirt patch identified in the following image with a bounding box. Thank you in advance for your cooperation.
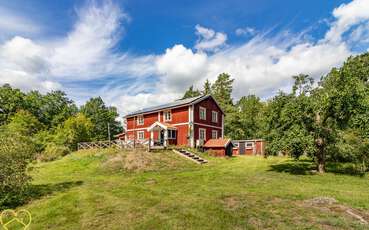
[304,196,338,206]
[302,197,369,225]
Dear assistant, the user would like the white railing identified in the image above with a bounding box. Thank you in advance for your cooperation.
[77,139,149,150]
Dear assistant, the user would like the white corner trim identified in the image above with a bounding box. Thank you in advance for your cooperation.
[221,114,224,138]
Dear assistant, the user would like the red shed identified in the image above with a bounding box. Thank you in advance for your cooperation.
[232,139,265,156]
[203,138,234,157]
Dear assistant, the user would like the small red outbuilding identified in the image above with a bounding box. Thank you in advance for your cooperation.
[232,139,265,156]
[203,138,234,157]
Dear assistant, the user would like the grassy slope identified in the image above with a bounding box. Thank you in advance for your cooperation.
[21,149,369,230]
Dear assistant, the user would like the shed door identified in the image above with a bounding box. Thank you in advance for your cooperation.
[239,142,245,155]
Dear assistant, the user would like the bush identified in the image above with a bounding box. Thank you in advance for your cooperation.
[0,131,36,209]
[38,143,70,162]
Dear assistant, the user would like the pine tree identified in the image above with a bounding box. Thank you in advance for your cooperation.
[211,73,234,109]
[182,86,201,99]
[202,79,212,95]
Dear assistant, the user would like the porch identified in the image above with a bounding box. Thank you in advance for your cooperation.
[147,121,177,148]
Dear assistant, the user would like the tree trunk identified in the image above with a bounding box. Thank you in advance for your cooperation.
[316,145,325,173]
[315,112,326,173]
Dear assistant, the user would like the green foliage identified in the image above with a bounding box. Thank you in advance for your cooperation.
[53,113,93,150]
[0,131,36,209]
[5,110,43,136]
[202,79,212,95]
[33,130,55,153]
[81,97,122,141]
[332,129,369,173]
[182,85,201,99]
[0,84,25,124]
[39,143,70,162]
[235,95,264,139]
[211,73,234,109]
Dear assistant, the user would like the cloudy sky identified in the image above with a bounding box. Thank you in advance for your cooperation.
[1,0,369,115]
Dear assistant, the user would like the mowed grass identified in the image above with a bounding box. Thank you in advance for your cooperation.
[19,149,369,229]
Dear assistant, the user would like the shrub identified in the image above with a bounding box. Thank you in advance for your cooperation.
[38,143,70,162]
[0,131,36,209]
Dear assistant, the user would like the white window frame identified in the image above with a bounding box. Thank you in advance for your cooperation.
[199,106,206,120]
[163,110,172,122]
[199,128,206,140]
[167,130,176,139]
[137,115,144,125]
[137,131,145,140]
[245,142,254,149]
[211,111,218,123]
[211,130,218,139]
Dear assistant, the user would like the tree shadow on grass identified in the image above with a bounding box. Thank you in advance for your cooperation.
[325,162,366,177]
[27,181,84,200]
[268,159,316,175]
[269,159,366,176]
[2,181,83,210]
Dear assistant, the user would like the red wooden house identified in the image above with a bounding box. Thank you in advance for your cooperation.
[124,95,224,147]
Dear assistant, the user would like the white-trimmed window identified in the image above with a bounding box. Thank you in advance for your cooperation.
[137,131,145,140]
[137,115,144,125]
[199,107,206,120]
[164,110,172,121]
[168,130,176,139]
[199,128,206,140]
[246,142,254,148]
[212,111,218,123]
[211,130,218,139]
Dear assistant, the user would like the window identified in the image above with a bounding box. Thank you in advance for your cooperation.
[137,115,144,125]
[234,142,239,148]
[212,111,218,123]
[137,131,145,140]
[211,130,218,139]
[164,110,172,121]
[199,128,206,140]
[199,107,206,120]
[168,130,176,139]
[246,142,254,148]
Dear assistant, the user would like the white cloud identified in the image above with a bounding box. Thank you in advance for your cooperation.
[0,36,60,92]
[156,44,208,91]
[194,24,227,52]
[1,0,369,117]
[0,1,155,94]
[325,0,369,43]
[235,27,256,36]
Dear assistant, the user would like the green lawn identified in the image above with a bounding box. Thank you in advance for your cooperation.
[17,149,369,229]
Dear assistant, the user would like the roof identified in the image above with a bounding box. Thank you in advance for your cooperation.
[114,132,126,137]
[232,139,264,143]
[125,94,224,117]
[147,121,177,131]
[204,138,233,148]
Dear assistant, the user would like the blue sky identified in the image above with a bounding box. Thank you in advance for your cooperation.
[0,0,369,115]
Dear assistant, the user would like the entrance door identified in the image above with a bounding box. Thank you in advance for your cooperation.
[160,130,164,145]
[239,142,245,155]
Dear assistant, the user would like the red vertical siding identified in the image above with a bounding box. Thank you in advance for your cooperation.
[194,97,223,126]
[194,124,222,143]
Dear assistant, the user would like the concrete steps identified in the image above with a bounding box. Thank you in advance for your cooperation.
[173,149,208,164]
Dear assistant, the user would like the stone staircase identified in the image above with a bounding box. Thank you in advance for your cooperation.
[173,149,208,164]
